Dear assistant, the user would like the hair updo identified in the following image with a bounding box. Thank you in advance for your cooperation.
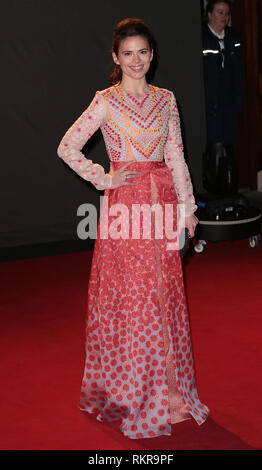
[110,18,156,85]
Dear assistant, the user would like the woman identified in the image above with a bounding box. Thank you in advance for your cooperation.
[57,18,209,439]
[202,0,244,151]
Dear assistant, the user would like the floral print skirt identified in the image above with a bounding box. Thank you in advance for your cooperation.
[79,161,209,439]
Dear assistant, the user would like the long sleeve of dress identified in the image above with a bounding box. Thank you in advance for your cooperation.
[164,92,197,217]
[57,92,112,190]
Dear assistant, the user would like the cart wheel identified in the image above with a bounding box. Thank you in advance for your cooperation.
[194,240,207,253]
[249,234,261,249]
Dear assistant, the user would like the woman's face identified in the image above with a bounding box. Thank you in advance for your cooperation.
[112,35,153,82]
[208,2,230,32]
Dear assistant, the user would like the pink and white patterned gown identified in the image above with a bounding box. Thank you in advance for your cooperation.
[57,84,209,439]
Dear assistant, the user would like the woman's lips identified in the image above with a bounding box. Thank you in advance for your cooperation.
[129,65,144,72]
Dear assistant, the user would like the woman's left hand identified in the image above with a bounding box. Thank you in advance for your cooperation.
[185,214,199,238]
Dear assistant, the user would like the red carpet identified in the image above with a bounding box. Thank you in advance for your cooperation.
[0,237,261,450]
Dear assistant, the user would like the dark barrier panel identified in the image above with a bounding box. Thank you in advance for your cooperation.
[0,0,206,248]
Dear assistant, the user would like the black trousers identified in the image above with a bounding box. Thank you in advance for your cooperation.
[206,104,239,152]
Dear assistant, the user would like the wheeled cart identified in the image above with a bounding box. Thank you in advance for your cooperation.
[194,195,261,253]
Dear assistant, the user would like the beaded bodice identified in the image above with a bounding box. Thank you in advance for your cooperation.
[100,85,169,162]
[57,85,197,215]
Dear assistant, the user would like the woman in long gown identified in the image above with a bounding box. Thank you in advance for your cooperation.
[57,18,209,439]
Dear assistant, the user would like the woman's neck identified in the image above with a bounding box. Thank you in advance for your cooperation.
[119,78,149,97]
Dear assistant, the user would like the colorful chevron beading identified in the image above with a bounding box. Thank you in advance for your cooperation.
[100,85,171,162]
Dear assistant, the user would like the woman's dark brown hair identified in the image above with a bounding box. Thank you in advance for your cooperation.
[110,18,156,85]
[206,0,231,13]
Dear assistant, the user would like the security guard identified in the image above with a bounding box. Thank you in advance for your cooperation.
[202,0,244,152]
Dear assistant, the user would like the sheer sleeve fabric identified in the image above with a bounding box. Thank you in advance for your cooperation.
[164,92,197,217]
[57,91,112,190]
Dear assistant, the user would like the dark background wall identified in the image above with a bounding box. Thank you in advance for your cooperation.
[0,0,206,249]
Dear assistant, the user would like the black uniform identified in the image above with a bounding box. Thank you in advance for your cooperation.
[202,24,244,151]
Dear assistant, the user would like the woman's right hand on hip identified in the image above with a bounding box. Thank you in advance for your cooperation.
[109,162,141,188]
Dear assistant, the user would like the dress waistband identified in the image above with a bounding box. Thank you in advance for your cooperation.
[111,161,168,176]
[110,160,176,204]
[111,161,165,168]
